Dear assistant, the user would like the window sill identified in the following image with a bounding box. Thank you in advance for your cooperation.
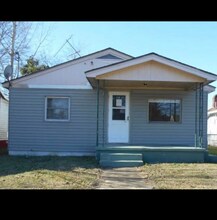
[45,119,70,122]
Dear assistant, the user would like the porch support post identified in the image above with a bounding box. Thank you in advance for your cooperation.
[195,83,198,147]
[96,79,100,147]
[102,80,105,147]
[199,83,204,148]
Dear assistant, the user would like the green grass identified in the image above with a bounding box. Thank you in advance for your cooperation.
[0,156,100,189]
[0,148,8,155]
[140,163,217,189]
[208,146,217,155]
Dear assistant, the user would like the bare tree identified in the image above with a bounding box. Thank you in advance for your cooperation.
[0,22,82,82]
[0,21,32,79]
[0,22,11,71]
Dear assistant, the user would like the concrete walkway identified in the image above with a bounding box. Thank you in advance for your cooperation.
[96,167,153,189]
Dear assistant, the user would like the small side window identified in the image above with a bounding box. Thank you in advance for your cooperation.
[45,97,70,121]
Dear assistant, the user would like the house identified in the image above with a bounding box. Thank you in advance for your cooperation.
[207,95,217,146]
[3,48,217,166]
[0,86,9,148]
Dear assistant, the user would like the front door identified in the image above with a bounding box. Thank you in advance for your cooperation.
[108,92,129,143]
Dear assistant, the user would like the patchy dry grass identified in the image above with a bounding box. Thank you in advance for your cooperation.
[208,146,217,155]
[0,156,100,189]
[140,163,217,189]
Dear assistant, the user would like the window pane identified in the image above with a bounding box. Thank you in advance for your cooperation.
[149,99,180,122]
[112,109,125,120]
[46,98,69,120]
[47,109,68,119]
[113,96,125,107]
[47,98,68,108]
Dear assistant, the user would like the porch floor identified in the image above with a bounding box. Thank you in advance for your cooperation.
[96,146,207,166]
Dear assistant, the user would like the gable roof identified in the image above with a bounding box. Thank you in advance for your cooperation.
[2,47,133,88]
[86,52,217,82]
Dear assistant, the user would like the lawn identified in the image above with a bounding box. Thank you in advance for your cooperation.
[0,156,100,189]
[1,146,217,189]
[140,163,217,189]
[208,146,217,155]
[139,146,217,189]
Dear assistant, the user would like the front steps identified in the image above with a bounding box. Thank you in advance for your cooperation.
[99,152,143,168]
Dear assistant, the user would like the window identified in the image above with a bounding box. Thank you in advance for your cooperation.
[112,95,126,120]
[149,99,181,122]
[45,97,70,121]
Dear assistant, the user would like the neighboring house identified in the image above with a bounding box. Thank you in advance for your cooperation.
[3,48,217,166]
[0,87,9,146]
[208,95,217,146]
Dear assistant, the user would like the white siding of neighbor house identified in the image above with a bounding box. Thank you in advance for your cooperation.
[207,109,217,146]
[208,109,217,135]
[0,98,8,140]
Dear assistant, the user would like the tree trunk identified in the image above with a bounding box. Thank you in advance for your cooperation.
[11,21,17,77]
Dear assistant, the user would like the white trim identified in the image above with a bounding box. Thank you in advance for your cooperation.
[9,151,95,156]
[86,54,217,81]
[45,97,70,122]
[27,84,93,89]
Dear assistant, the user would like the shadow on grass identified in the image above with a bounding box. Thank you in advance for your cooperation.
[0,155,99,177]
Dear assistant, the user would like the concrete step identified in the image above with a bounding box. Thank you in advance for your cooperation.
[100,160,144,168]
[100,153,143,161]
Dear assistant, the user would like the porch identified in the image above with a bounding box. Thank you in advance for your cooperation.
[96,146,207,167]
[85,53,216,166]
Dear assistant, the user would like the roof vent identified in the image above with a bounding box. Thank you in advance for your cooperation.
[96,54,122,60]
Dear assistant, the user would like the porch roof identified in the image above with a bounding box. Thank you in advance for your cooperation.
[86,53,217,89]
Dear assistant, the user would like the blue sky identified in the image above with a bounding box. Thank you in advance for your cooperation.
[30,22,217,108]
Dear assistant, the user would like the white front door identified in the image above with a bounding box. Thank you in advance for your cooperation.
[108,92,129,143]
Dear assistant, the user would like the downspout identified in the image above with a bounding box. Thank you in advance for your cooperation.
[96,79,99,147]
[7,82,12,155]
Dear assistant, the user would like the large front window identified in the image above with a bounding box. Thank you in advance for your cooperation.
[149,99,181,122]
[45,97,70,121]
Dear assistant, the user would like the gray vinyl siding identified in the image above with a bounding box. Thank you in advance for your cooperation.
[130,90,207,147]
[9,88,208,153]
[0,98,8,140]
[101,89,208,148]
[9,88,98,154]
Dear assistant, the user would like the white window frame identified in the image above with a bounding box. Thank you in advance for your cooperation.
[45,96,70,122]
